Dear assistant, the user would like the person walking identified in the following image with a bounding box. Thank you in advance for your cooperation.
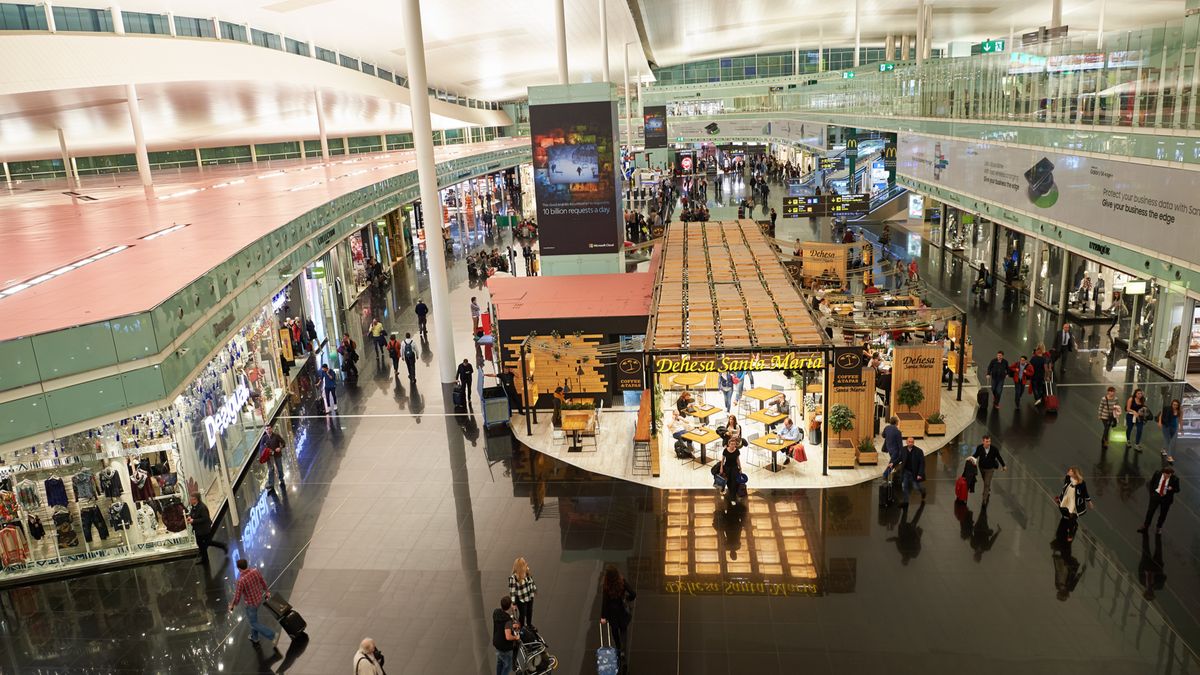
[508,246,517,273]
[1158,399,1182,461]
[385,333,401,376]
[470,297,482,331]
[400,332,417,380]
[1029,345,1048,404]
[717,371,734,412]
[368,318,386,358]
[1126,388,1149,450]
[1139,466,1180,534]
[1097,386,1120,449]
[491,596,520,675]
[319,363,338,413]
[599,564,637,658]
[899,437,927,505]
[353,638,386,675]
[1054,467,1092,543]
[986,351,1009,409]
[261,425,286,492]
[414,299,429,339]
[188,493,226,565]
[882,416,903,482]
[719,436,743,506]
[972,435,1007,502]
[1055,323,1075,371]
[508,557,538,630]
[457,358,475,402]
[338,334,359,380]
[228,558,277,645]
[1009,355,1033,406]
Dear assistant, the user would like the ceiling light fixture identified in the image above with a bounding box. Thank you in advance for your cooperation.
[0,245,129,299]
[141,223,190,241]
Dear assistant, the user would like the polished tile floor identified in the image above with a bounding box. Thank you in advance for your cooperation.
[0,174,1197,674]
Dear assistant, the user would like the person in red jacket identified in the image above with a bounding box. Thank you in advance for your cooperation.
[1009,355,1034,407]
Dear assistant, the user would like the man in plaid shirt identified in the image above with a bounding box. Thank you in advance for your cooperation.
[228,558,277,644]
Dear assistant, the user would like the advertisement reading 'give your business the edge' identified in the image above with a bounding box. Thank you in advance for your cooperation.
[898,134,1200,267]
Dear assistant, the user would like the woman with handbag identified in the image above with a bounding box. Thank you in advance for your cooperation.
[1054,467,1093,543]
[1125,388,1149,450]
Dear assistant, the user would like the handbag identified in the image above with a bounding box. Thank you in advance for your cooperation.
[258,445,271,464]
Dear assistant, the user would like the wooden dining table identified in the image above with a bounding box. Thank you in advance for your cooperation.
[680,427,721,466]
[749,433,794,472]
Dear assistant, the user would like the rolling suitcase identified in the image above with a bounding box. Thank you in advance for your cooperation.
[263,594,307,638]
[1043,379,1059,414]
[976,388,989,410]
[597,621,619,675]
[452,382,467,409]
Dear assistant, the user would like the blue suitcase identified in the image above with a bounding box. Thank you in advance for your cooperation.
[597,621,619,675]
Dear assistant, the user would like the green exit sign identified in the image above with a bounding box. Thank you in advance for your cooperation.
[878,63,895,72]
[972,39,1007,54]
[842,71,855,79]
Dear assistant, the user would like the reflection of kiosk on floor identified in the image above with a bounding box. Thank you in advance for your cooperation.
[646,221,836,475]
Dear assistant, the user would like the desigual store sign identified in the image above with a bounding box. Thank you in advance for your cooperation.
[654,352,824,373]
[203,379,251,448]
[898,134,1200,267]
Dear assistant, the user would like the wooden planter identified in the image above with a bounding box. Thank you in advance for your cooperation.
[828,439,856,469]
[926,421,947,436]
[856,447,880,465]
[897,412,925,438]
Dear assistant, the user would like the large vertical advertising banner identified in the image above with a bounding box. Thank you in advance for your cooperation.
[530,101,621,256]
[643,105,668,149]
[899,134,1200,267]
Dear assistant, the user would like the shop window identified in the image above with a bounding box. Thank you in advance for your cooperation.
[174,15,214,38]
[251,28,281,50]
[0,3,48,30]
[121,11,167,35]
[52,6,113,32]
[284,37,307,55]
[218,21,246,42]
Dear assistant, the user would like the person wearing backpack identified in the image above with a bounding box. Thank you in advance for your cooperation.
[353,638,386,675]
[401,333,417,380]
[385,334,401,376]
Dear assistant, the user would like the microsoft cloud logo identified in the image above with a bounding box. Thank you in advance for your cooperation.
[933,143,949,180]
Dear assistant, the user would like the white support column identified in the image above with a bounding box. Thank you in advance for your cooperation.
[793,46,800,74]
[624,42,632,150]
[1050,0,1062,29]
[125,84,153,191]
[2,161,11,188]
[70,157,80,186]
[44,1,56,33]
[915,0,925,65]
[250,144,258,165]
[900,35,908,60]
[212,16,221,40]
[342,137,350,156]
[166,12,176,36]
[885,33,894,61]
[554,0,569,84]
[111,5,124,35]
[57,128,76,190]
[853,0,862,67]
[818,25,824,72]
[923,4,933,60]
[314,90,330,162]
[598,0,609,82]
[401,0,457,383]
[194,147,203,172]
[380,133,388,152]
[1095,0,1106,49]
[1028,239,1042,308]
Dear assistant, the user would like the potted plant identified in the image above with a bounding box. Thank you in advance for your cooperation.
[856,436,879,465]
[827,404,856,469]
[926,411,947,436]
[895,379,926,437]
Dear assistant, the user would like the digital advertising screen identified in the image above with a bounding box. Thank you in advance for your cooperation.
[529,100,621,256]
[643,105,668,149]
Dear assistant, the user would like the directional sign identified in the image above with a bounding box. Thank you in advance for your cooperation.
[842,71,856,79]
[818,156,844,171]
[878,63,895,72]
[781,194,870,218]
[971,39,1007,55]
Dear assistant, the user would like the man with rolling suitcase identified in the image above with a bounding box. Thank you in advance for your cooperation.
[229,558,276,644]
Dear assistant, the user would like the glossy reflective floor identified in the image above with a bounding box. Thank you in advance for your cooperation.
[0,176,1197,674]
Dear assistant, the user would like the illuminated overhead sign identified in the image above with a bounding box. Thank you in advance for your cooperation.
[203,379,251,448]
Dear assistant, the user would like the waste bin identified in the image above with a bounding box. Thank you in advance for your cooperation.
[482,385,511,429]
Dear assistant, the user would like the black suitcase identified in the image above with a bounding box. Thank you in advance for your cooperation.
[263,594,307,638]
[452,383,466,409]
[977,388,989,410]
[878,478,893,509]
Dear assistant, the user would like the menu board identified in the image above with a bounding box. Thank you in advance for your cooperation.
[781,194,870,218]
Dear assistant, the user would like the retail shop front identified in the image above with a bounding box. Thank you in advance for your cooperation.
[0,294,308,584]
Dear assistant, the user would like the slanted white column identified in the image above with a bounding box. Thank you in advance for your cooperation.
[194,147,203,172]
[598,0,609,82]
[624,42,632,150]
[1051,0,1063,29]
[111,4,124,35]
[44,1,56,33]
[1095,0,1106,49]
[57,128,76,190]
[2,161,12,188]
[853,0,862,67]
[915,0,925,65]
[885,33,895,61]
[125,84,153,191]
[314,90,330,162]
[166,12,176,36]
[554,0,569,84]
[401,0,457,383]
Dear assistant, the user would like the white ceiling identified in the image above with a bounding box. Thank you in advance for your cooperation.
[634,0,1184,67]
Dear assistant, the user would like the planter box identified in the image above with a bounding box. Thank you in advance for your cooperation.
[897,412,925,438]
[857,449,880,465]
[926,421,947,436]
[828,439,856,469]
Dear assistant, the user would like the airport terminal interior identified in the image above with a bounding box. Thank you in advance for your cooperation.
[2,0,1200,673]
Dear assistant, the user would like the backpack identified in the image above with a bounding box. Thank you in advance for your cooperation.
[403,340,415,360]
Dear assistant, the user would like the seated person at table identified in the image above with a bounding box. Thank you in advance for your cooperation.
[669,412,694,441]
[765,393,788,414]
[676,391,695,414]
[717,415,741,441]
[777,418,803,466]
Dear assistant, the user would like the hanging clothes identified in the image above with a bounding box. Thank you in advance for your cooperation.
[44,477,69,508]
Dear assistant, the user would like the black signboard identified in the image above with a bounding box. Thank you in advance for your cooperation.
[781,194,871,218]
[832,347,865,387]
[819,156,844,171]
[616,353,645,390]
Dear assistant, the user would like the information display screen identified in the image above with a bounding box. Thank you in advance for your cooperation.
[781,194,870,218]
[819,156,844,171]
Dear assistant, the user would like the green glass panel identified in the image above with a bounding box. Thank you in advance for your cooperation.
[110,315,159,363]
[0,395,52,443]
[44,375,127,428]
[32,323,117,380]
[0,337,39,391]
[120,366,166,402]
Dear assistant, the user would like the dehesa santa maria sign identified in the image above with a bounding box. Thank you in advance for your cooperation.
[204,379,251,448]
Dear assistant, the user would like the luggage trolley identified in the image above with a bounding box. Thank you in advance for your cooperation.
[515,626,559,674]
